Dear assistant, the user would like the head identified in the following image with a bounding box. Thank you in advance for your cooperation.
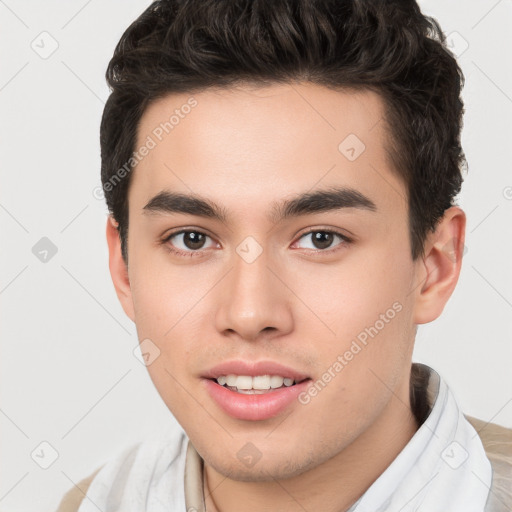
[103,0,466,481]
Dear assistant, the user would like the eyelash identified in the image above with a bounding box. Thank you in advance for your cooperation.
[160,228,352,258]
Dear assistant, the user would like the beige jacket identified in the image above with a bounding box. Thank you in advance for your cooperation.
[56,415,512,512]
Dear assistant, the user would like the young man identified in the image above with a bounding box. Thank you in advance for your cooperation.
[57,0,512,511]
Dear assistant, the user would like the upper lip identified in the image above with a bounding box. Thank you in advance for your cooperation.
[203,360,310,382]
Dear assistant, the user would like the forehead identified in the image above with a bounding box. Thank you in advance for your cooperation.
[130,83,407,220]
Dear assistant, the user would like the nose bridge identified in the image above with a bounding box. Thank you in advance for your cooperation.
[230,240,276,314]
[215,236,292,340]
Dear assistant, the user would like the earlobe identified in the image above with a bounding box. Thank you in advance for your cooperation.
[413,207,466,325]
[105,216,135,322]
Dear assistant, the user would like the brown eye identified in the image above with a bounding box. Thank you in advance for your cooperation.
[163,230,216,255]
[310,231,335,250]
[295,229,351,252]
[181,231,207,250]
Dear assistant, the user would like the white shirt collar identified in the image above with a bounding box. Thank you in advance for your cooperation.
[343,363,492,511]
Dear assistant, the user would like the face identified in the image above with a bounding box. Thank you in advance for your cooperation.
[114,83,428,481]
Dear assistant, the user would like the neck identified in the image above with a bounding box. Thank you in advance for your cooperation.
[203,371,420,512]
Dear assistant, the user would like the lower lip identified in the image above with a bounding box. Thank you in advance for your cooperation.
[203,378,311,421]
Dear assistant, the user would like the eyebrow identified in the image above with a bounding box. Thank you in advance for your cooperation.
[142,186,377,224]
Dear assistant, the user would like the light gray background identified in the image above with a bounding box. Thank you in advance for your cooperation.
[1,1,511,511]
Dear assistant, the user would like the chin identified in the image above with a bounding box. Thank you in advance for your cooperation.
[203,449,319,482]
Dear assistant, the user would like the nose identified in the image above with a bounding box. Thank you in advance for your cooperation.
[214,243,293,343]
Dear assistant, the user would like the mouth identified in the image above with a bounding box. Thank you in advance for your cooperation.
[201,360,313,421]
[211,374,311,394]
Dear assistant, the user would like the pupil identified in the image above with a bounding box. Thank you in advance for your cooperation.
[184,232,205,250]
[313,231,333,250]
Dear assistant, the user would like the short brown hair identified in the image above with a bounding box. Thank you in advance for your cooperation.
[100,0,465,263]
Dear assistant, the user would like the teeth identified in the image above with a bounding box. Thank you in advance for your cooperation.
[270,375,285,388]
[216,374,297,390]
[236,375,253,389]
[226,375,237,386]
[253,375,271,390]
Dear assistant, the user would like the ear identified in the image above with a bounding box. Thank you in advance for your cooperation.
[106,215,135,322]
[413,206,466,324]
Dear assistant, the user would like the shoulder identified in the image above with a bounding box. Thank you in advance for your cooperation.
[54,426,188,512]
[54,465,103,512]
[464,414,512,512]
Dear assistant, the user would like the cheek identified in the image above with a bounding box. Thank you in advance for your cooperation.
[289,250,414,415]
[288,245,411,340]
[127,257,209,400]
[134,319,197,426]
[293,309,413,451]
[128,252,208,339]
